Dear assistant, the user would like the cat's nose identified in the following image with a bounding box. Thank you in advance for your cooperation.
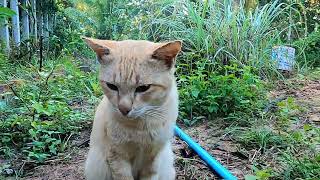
[118,105,131,116]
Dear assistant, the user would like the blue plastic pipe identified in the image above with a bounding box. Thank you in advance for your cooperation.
[174,125,237,180]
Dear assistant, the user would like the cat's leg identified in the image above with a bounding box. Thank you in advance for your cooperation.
[85,146,112,180]
[140,143,175,180]
[107,150,134,180]
[158,143,175,180]
[139,161,160,180]
[138,147,161,180]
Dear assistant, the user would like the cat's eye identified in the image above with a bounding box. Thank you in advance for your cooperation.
[135,85,151,93]
[106,83,118,91]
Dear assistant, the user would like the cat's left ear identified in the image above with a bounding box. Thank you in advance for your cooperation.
[82,36,116,64]
[152,40,182,69]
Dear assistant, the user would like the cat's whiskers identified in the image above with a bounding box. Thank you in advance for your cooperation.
[129,105,168,120]
[110,106,119,113]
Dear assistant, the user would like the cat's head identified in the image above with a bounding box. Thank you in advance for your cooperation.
[83,37,181,119]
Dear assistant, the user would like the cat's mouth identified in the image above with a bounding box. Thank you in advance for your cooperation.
[111,105,166,121]
[115,113,144,122]
[111,108,142,120]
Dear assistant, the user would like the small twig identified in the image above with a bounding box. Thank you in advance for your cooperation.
[44,69,54,87]
[37,68,54,103]
[250,147,261,162]
[17,161,26,177]
[176,156,205,165]
[39,36,43,71]
[7,84,32,114]
[63,133,74,149]
[263,96,288,113]
[76,139,90,147]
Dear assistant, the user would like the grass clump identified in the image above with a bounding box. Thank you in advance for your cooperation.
[144,0,296,78]
[0,57,100,163]
[178,62,266,125]
[279,152,320,179]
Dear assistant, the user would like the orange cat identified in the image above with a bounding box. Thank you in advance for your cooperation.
[83,37,181,180]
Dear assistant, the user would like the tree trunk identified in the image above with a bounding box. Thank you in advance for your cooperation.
[30,0,37,40]
[22,0,30,40]
[0,0,10,51]
[44,12,49,40]
[38,13,43,37]
[48,12,54,34]
[10,0,21,45]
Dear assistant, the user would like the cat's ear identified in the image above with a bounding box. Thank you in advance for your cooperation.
[82,37,115,64]
[152,40,182,68]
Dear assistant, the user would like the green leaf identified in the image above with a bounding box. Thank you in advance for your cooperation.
[38,71,51,79]
[315,154,320,162]
[191,89,200,98]
[1,136,11,143]
[245,175,259,180]
[303,124,312,131]
[49,144,57,154]
[241,100,250,104]
[32,102,45,113]
[32,141,45,148]
[28,129,37,138]
[31,121,38,129]
[208,105,218,113]
[0,7,16,18]
[287,97,294,104]
[256,169,272,179]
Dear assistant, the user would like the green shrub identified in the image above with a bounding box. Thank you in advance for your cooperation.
[279,152,320,179]
[237,128,288,153]
[178,60,266,126]
[50,6,95,57]
[294,30,320,67]
[0,57,99,162]
[143,0,299,79]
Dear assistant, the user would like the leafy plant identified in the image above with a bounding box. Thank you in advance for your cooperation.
[0,7,16,19]
[276,97,301,127]
[178,61,265,125]
[245,167,273,180]
[279,151,320,179]
[0,57,98,162]
[143,0,301,79]
[294,30,320,67]
[237,128,288,153]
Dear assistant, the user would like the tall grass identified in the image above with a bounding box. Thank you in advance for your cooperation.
[144,0,300,79]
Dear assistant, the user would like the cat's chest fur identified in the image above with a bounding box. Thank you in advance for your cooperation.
[105,118,173,177]
[106,118,174,145]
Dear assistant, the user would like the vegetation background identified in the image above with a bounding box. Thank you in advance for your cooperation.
[0,0,319,179]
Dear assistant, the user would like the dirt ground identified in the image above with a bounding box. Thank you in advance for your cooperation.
[270,79,320,127]
[8,78,320,180]
[20,125,250,180]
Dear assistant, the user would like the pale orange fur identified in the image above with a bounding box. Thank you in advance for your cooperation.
[83,37,181,180]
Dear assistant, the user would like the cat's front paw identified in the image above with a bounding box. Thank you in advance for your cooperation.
[112,175,134,180]
[139,174,159,180]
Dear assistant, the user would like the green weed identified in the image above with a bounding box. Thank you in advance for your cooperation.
[293,30,320,68]
[245,167,273,180]
[278,151,320,179]
[0,57,98,162]
[276,97,302,127]
[178,62,266,125]
[237,128,288,153]
[143,0,302,79]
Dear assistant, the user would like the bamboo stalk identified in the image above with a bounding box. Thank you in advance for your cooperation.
[0,0,10,51]
[21,0,30,40]
[10,0,21,45]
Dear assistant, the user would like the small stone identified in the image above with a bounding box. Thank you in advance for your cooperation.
[310,114,320,122]
[79,66,91,72]
[3,168,14,175]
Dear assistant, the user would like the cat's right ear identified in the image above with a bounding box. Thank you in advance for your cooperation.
[82,37,115,64]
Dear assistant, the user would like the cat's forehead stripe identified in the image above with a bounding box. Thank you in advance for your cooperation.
[114,55,140,85]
